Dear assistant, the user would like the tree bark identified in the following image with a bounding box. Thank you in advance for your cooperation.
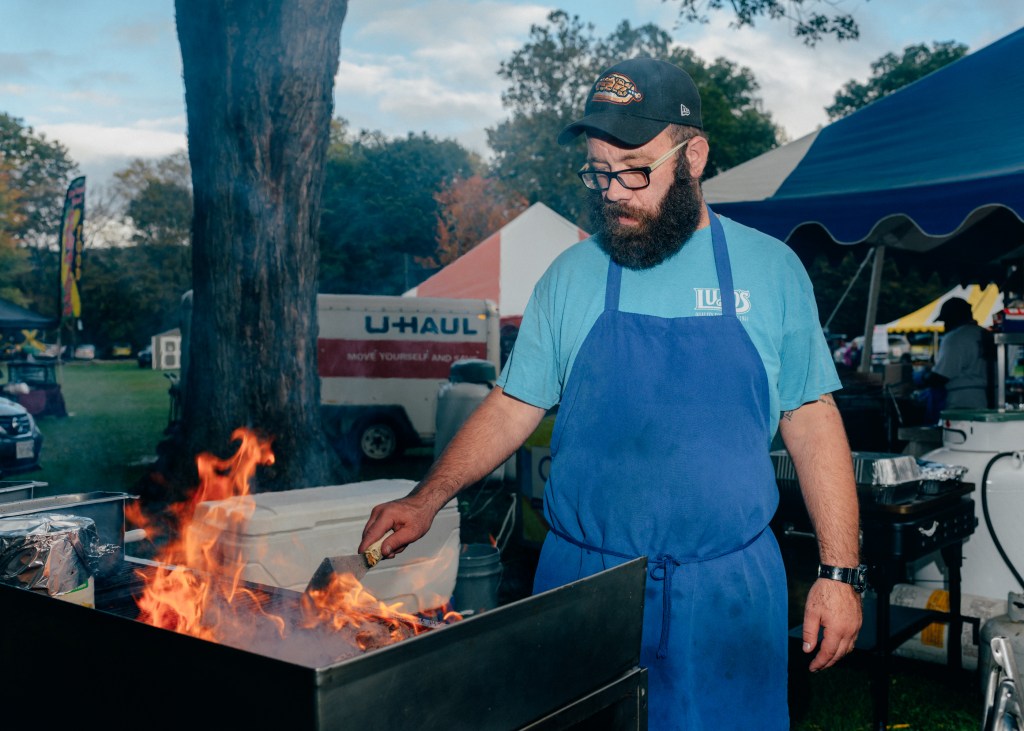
[169,0,349,494]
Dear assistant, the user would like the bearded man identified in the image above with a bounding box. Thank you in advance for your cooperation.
[359,57,862,730]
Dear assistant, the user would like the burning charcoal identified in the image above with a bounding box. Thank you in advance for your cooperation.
[355,623,393,651]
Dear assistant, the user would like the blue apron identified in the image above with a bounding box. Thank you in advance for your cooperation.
[532,207,788,730]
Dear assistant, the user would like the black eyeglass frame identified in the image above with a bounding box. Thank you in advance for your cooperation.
[576,139,690,192]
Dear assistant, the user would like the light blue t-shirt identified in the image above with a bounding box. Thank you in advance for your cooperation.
[497,215,841,440]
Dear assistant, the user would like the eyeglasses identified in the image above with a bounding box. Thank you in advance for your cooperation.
[577,140,689,191]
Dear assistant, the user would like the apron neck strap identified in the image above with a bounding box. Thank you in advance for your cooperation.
[708,204,736,318]
[605,257,623,311]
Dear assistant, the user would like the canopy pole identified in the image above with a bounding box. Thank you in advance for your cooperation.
[859,244,886,374]
[824,247,875,332]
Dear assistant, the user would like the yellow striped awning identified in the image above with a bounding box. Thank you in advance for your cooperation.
[886,284,1003,333]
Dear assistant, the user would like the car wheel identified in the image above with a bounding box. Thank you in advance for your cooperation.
[357,420,399,461]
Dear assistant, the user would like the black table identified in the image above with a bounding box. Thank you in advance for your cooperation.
[777,483,978,730]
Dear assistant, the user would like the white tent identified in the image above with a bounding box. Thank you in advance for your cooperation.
[404,202,588,325]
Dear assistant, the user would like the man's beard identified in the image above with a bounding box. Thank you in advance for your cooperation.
[590,164,704,270]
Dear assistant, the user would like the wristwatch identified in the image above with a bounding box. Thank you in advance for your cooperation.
[817,563,867,593]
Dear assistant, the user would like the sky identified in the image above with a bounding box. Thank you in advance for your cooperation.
[2,0,1023,191]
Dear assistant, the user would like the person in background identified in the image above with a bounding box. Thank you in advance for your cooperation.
[925,296,993,412]
[359,57,863,730]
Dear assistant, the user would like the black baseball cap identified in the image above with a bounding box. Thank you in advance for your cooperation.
[937,297,974,323]
[557,57,703,146]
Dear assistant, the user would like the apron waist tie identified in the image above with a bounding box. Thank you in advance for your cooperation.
[548,525,767,659]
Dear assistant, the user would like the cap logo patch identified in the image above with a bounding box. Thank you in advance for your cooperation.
[591,72,644,105]
[680,104,691,117]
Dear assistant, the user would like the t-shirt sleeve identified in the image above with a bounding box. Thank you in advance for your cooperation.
[776,256,842,410]
[496,271,562,410]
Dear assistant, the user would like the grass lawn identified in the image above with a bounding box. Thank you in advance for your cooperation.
[21,359,172,498]
[10,360,991,728]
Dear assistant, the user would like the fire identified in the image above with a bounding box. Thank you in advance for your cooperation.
[131,427,446,663]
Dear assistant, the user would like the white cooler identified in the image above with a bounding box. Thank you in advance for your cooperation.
[189,479,460,614]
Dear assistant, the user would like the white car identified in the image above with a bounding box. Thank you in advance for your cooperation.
[833,334,912,367]
[0,396,43,473]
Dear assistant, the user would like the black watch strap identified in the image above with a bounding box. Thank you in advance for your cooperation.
[817,563,867,593]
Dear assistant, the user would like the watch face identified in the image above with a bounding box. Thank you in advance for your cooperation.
[854,566,867,592]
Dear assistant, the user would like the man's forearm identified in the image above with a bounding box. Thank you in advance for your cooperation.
[412,386,546,511]
[779,394,860,565]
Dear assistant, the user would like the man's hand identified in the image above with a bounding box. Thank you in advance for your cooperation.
[801,578,863,671]
[358,387,546,560]
[359,491,440,558]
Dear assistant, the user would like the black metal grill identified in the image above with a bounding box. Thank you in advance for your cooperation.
[2,556,648,730]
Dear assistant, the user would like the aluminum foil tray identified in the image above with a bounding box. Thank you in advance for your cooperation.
[0,492,137,576]
[851,452,921,486]
[771,450,921,505]
[0,480,43,505]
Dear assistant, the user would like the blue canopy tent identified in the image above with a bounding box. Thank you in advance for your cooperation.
[703,26,1024,364]
[0,297,57,330]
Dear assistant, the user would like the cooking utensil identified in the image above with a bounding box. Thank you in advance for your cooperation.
[305,530,391,593]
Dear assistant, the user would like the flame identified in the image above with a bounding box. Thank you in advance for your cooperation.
[132,427,447,662]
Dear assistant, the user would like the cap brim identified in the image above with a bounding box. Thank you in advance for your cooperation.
[556,112,669,147]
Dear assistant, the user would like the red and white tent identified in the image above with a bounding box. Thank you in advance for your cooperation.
[404,202,588,326]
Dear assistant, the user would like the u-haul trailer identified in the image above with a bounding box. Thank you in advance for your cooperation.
[318,294,500,462]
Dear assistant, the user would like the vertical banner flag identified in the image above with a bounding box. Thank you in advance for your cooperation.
[59,176,86,319]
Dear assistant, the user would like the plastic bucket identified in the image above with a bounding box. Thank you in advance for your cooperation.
[452,543,502,615]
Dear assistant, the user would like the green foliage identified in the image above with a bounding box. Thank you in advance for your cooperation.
[13,246,60,325]
[0,113,79,249]
[126,179,193,247]
[0,159,32,302]
[808,251,950,338]
[827,41,969,120]
[487,11,780,226]
[318,125,478,295]
[668,0,862,46]
[5,150,193,352]
[75,244,191,351]
[0,246,31,305]
[112,152,193,247]
[666,47,780,175]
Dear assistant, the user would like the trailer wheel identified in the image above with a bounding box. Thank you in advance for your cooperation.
[357,420,400,461]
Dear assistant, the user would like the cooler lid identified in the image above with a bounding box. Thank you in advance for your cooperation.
[192,479,455,535]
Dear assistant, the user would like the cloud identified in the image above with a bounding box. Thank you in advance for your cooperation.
[336,1,555,155]
[106,19,176,48]
[0,83,29,97]
[0,50,60,81]
[35,121,187,186]
[676,4,1023,140]
[348,0,549,50]
[683,15,869,140]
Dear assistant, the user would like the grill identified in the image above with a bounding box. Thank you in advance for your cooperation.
[0,412,31,435]
[2,555,648,729]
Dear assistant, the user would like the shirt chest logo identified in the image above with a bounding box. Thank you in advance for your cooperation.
[694,288,751,315]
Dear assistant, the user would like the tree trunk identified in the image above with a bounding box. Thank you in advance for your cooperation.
[169,0,349,494]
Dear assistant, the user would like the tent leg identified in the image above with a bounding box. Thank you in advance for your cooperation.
[858,244,887,374]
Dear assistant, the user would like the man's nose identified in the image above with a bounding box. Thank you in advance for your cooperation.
[604,176,633,202]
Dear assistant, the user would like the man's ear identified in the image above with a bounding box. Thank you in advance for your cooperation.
[684,135,710,180]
